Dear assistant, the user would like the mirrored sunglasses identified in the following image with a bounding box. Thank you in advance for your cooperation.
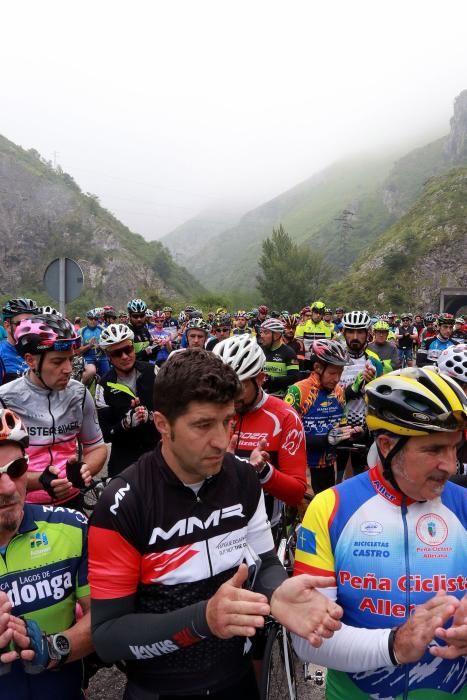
[0,456,29,479]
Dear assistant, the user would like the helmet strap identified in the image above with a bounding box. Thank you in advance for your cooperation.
[33,353,54,391]
[376,436,409,493]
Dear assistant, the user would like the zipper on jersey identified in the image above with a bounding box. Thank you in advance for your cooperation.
[192,482,214,577]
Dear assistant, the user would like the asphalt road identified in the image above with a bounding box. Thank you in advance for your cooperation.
[87,661,327,699]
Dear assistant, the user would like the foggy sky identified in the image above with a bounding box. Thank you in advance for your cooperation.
[2,0,467,239]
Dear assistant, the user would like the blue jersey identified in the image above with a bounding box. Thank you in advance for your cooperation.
[80,325,102,362]
[0,341,28,385]
[427,336,455,362]
[285,373,346,468]
[295,470,467,699]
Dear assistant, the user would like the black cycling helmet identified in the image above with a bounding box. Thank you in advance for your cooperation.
[2,298,39,321]
[310,339,350,367]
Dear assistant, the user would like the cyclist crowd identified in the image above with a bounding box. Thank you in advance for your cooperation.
[0,295,465,699]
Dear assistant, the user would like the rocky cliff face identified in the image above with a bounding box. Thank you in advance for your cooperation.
[329,168,467,311]
[443,89,467,162]
[0,136,203,308]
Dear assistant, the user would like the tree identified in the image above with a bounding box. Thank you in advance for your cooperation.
[257,224,330,309]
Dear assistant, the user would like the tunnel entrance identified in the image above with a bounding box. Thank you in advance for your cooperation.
[440,288,467,316]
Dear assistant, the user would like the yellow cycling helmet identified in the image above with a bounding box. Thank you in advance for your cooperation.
[365,367,467,436]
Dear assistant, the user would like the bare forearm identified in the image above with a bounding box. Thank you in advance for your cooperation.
[63,611,94,663]
[83,445,107,477]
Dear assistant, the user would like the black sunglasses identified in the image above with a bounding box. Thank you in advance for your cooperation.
[0,456,29,479]
[108,344,135,359]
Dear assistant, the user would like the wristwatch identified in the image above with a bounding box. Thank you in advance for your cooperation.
[47,634,71,667]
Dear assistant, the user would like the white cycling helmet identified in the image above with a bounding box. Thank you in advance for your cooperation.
[213,335,266,381]
[99,323,134,349]
[260,318,285,334]
[342,310,371,330]
[38,305,61,317]
[437,344,467,384]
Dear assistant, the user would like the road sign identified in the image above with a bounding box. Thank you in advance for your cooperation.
[43,257,84,316]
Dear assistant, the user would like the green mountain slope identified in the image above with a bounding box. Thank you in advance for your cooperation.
[160,206,247,266]
[0,135,205,312]
[327,167,467,311]
[181,91,467,297]
[189,153,398,291]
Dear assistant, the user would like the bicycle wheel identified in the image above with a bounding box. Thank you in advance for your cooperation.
[260,623,300,700]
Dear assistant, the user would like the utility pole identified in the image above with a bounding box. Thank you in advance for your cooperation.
[335,209,355,270]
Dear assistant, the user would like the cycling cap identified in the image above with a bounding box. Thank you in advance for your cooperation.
[311,301,326,311]
[213,335,266,381]
[311,339,349,366]
[185,318,209,334]
[438,313,455,325]
[260,319,285,334]
[342,310,371,330]
[2,298,38,321]
[99,323,134,349]
[373,320,390,331]
[258,305,269,315]
[127,299,147,313]
[14,315,80,356]
[0,408,29,449]
[437,344,467,384]
[365,367,467,436]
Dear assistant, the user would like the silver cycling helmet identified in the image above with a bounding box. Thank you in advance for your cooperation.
[260,318,285,334]
[213,335,266,381]
[342,310,371,330]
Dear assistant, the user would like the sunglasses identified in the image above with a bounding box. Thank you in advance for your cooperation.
[107,344,135,359]
[0,456,29,479]
[130,313,146,319]
[215,328,230,333]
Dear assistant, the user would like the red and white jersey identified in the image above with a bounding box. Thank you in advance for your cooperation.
[232,392,307,507]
